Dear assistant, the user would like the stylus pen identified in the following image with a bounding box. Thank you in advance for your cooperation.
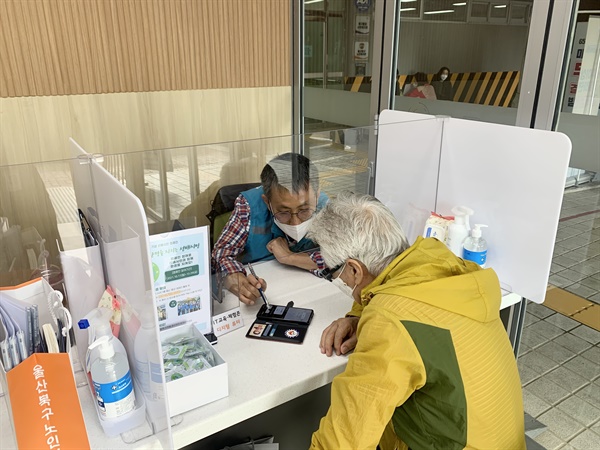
[246,263,270,308]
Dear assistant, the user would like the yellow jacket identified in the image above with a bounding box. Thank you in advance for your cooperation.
[311,237,525,450]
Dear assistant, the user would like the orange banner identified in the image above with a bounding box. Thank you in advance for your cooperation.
[7,353,90,449]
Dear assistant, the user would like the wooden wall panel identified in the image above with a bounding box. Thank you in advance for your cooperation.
[0,0,290,97]
[0,86,292,165]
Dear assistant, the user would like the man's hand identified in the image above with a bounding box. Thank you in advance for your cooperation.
[320,316,360,357]
[266,237,292,263]
[224,272,267,305]
[266,237,319,271]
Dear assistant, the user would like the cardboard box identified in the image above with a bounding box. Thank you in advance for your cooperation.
[161,323,228,416]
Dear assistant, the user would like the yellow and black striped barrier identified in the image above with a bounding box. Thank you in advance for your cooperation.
[344,71,521,108]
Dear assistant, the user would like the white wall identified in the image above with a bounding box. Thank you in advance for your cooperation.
[397,21,529,75]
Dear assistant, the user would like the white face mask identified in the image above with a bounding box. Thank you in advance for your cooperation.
[331,264,356,299]
[274,216,314,242]
[440,74,448,81]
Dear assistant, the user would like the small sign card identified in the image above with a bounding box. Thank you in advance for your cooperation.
[212,307,244,337]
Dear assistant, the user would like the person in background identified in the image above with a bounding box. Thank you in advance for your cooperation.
[404,72,437,100]
[432,66,454,101]
[308,192,525,450]
[212,153,327,305]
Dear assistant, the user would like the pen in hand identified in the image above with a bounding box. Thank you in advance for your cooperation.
[246,263,270,308]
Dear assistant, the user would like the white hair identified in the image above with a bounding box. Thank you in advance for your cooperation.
[308,192,410,276]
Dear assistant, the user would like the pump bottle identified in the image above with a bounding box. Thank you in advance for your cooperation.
[89,335,136,419]
[463,224,488,267]
[446,206,474,257]
[78,308,127,389]
[134,309,158,394]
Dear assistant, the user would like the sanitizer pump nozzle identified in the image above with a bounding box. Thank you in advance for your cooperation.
[78,308,113,347]
[78,308,127,387]
[453,206,473,231]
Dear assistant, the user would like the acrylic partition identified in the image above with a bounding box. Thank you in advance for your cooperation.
[0,124,406,449]
[69,141,173,448]
[0,155,172,449]
[375,110,572,304]
[95,127,375,327]
[97,127,376,231]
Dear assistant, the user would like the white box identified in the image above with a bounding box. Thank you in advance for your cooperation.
[160,323,228,416]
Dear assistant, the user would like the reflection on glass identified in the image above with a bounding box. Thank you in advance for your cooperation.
[0,162,73,288]
[555,3,599,180]
[304,0,377,132]
[393,0,532,126]
[97,129,372,233]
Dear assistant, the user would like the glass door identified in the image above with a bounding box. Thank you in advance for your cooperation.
[555,1,600,183]
[303,0,382,133]
[301,0,384,194]
[390,0,535,126]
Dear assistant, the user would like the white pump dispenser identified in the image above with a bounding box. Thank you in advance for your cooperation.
[89,335,136,419]
[133,308,158,394]
[463,224,489,267]
[446,206,474,257]
[78,308,126,379]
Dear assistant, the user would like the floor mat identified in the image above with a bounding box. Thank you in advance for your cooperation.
[544,286,600,331]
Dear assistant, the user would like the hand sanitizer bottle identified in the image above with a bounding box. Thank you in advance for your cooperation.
[463,224,488,267]
[446,206,474,257]
[89,335,136,419]
[79,308,127,392]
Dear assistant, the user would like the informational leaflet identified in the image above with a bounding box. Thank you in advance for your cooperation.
[149,227,212,334]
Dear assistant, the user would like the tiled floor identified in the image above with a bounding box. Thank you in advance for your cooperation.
[520,182,600,449]
[550,185,600,304]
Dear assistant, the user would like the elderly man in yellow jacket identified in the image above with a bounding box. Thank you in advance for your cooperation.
[307,192,525,450]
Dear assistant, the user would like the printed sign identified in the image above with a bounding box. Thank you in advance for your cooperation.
[355,15,370,35]
[561,22,587,113]
[150,227,212,334]
[212,307,244,337]
[354,41,369,61]
[354,0,371,12]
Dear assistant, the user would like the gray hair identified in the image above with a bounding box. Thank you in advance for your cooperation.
[308,192,410,276]
[260,153,319,199]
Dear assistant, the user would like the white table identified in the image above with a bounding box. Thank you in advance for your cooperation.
[0,259,523,449]
[171,260,350,448]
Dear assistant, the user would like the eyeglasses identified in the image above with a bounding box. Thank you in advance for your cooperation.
[269,199,317,224]
[272,208,316,224]
[320,263,344,282]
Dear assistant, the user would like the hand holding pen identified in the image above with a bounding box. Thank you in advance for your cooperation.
[224,266,268,305]
[246,263,270,308]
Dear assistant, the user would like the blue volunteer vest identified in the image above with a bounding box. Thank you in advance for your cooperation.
[240,186,328,264]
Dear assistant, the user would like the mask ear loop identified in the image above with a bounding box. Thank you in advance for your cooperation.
[269,201,293,245]
[339,262,358,296]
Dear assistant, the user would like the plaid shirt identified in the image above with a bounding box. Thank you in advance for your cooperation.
[211,195,325,276]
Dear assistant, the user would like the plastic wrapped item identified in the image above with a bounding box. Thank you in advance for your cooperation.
[422,212,453,243]
[161,335,214,379]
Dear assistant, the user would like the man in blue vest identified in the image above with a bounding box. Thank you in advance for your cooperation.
[212,153,328,305]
